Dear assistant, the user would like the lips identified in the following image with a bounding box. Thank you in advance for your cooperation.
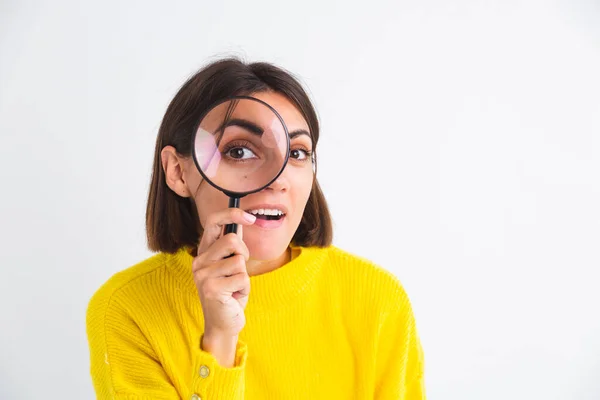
[244,204,288,217]
[244,204,288,229]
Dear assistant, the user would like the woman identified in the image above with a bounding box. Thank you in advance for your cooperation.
[86,58,426,399]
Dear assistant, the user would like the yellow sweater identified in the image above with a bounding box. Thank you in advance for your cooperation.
[86,245,425,399]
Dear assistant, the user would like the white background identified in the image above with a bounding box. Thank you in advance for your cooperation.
[1,0,599,398]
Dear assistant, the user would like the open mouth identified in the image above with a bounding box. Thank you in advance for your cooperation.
[246,208,286,221]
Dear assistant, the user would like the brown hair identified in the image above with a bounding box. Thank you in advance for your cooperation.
[146,58,333,253]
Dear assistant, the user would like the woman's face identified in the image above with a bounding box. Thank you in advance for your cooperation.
[184,91,315,261]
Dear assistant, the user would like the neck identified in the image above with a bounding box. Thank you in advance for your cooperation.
[246,247,291,277]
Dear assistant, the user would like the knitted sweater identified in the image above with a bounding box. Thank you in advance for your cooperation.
[86,245,425,399]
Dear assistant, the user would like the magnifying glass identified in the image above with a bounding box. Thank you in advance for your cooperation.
[191,95,290,238]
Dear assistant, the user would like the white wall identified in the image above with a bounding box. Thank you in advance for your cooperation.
[1,0,599,398]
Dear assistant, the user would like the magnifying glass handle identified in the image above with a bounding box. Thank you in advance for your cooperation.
[224,197,240,235]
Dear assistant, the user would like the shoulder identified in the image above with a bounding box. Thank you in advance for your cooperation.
[324,246,407,295]
[322,246,413,315]
[85,253,178,392]
[86,252,168,327]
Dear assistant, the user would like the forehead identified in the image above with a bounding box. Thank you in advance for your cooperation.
[250,91,310,135]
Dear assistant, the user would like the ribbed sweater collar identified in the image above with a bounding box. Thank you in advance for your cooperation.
[165,245,327,312]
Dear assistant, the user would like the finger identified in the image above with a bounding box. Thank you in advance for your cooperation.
[198,233,249,265]
[198,209,256,255]
[221,223,243,242]
[219,272,251,296]
[194,254,247,278]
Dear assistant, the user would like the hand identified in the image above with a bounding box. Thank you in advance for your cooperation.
[193,208,256,340]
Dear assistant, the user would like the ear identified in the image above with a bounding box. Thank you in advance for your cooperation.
[161,145,192,198]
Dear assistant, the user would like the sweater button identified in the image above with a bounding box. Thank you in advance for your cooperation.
[199,365,210,378]
[191,395,201,400]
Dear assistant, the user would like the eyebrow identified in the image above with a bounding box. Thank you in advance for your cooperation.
[224,118,264,135]
[225,119,310,140]
[289,129,310,139]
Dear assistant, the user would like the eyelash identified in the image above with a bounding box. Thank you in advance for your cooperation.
[221,140,256,161]
[290,147,313,162]
[221,141,313,163]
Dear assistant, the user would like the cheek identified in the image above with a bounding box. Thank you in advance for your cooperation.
[293,170,314,211]
[194,182,229,227]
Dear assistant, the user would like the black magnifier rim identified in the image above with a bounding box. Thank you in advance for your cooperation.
[191,95,291,199]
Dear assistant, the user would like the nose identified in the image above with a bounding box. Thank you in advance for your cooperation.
[266,166,290,192]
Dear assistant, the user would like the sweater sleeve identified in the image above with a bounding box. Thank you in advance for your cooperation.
[374,290,426,399]
[86,288,247,399]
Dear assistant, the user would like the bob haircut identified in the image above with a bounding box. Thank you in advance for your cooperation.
[146,58,333,253]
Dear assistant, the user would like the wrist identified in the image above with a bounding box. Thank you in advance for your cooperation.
[201,330,239,368]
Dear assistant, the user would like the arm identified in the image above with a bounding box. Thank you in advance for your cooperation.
[86,291,247,399]
[374,294,426,399]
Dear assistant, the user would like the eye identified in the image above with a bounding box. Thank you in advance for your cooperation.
[290,149,310,160]
[225,146,257,160]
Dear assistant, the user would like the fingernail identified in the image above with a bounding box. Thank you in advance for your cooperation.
[244,212,256,223]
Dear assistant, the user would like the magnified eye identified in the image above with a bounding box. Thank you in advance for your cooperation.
[228,147,257,160]
[222,140,259,161]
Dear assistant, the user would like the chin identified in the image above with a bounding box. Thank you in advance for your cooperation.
[244,233,291,261]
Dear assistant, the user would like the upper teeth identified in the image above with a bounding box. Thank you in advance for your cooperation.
[249,209,285,216]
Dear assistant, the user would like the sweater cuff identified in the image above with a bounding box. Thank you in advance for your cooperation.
[189,336,248,399]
